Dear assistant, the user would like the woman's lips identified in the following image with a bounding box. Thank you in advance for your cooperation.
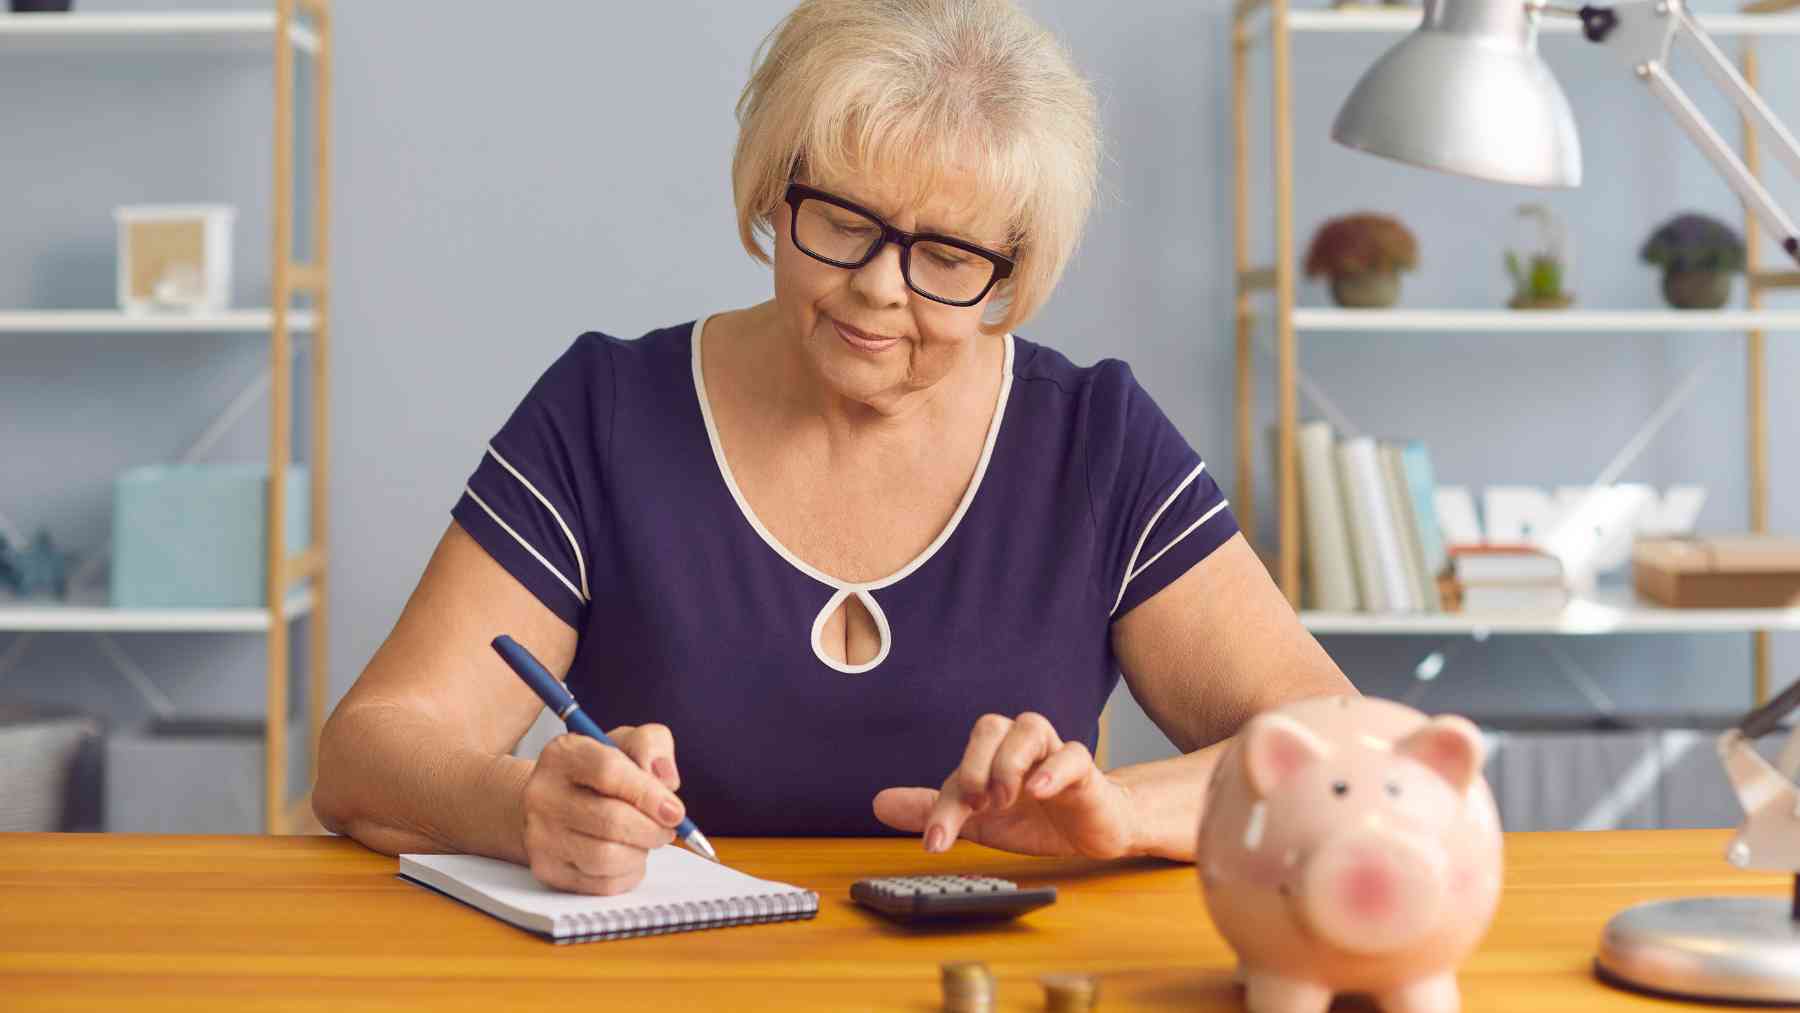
[832,318,901,353]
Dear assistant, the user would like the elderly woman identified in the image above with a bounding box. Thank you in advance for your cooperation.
[314,0,1353,895]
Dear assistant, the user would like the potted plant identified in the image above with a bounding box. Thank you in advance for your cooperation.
[1640,212,1745,309]
[1505,203,1574,309]
[1303,212,1418,309]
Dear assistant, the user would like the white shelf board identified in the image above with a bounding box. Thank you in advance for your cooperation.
[1304,586,1800,635]
[0,587,314,634]
[0,11,318,55]
[0,309,316,334]
[1279,8,1800,37]
[1292,307,1800,332]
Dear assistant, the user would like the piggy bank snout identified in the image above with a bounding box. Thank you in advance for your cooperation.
[1298,827,1447,955]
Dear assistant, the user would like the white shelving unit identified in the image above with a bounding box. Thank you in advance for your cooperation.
[2,3,333,835]
[0,590,315,634]
[0,310,316,334]
[1232,2,1799,698]
[1304,587,1800,636]
[0,11,319,53]
[1294,307,1800,332]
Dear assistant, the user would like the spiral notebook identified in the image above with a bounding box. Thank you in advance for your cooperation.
[399,846,819,944]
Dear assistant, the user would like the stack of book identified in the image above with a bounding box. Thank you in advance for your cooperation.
[1294,421,1445,614]
[1441,544,1569,613]
[1293,421,1570,615]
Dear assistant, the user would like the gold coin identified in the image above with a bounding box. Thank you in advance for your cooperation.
[1040,971,1099,1012]
[940,961,995,1011]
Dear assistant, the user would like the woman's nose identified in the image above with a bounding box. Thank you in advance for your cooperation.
[848,241,909,306]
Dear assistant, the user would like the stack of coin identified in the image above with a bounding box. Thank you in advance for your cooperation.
[1039,972,1099,1012]
[940,960,996,1012]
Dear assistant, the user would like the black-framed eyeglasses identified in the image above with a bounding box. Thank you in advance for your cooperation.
[783,182,1014,307]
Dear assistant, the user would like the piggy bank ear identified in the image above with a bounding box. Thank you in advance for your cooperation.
[1395,715,1486,792]
[1243,713,1330,797]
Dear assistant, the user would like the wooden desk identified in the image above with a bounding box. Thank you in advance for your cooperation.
[0,830,1788,1010]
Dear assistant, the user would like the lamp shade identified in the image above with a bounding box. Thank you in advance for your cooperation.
[1331,0,1583,187]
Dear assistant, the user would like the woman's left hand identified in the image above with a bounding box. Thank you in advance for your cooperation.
[872,712,1141,859]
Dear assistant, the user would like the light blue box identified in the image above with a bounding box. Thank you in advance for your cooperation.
[111,464,310,608]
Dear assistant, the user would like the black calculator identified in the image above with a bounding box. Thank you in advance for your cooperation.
[850,874,1058,923]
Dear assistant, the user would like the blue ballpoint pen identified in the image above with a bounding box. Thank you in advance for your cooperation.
[491,634,719,863]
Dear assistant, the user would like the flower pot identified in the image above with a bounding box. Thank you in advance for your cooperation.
[1330,269,1399,309]
[1661,269,1733,310]
[1508,292,1574,311]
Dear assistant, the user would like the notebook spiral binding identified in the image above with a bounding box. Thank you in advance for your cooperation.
[552,890,821,944]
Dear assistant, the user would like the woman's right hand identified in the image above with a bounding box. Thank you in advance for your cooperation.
[520,723,688,895]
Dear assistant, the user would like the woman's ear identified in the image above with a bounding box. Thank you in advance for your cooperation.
[1243,713,1331,798]
[1394,715,1486,793]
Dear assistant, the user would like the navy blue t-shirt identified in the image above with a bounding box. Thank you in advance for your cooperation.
[451,315,1237,835]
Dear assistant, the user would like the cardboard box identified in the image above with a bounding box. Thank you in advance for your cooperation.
[1634,534,1800,608]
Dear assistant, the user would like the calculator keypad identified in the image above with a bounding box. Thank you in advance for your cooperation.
[859,874,1018,898]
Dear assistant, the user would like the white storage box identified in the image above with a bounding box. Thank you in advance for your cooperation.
[113,204,236,314]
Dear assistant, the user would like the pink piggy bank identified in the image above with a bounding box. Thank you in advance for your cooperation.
[1197,695,1503,1013]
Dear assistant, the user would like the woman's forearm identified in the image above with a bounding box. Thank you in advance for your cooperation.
[313,702,534,863]
[1109,738,1233,863]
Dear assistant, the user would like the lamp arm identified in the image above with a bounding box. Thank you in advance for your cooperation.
[1588,1,1800,265]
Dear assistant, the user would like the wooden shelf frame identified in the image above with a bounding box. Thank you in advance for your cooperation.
[266,0,332,835]
[1231,0,1792,702]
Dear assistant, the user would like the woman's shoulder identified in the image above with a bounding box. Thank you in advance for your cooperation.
[536,318,700,391]
[1009,334,1149,413]
[558,318,695,367]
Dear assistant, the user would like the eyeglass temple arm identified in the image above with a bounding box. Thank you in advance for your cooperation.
[1567,0,1800,266]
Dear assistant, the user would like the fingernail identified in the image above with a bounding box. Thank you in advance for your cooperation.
[653,757,677,784]
[659,798,683,825]
[1030,773,1052,794]
[925,826,947,853]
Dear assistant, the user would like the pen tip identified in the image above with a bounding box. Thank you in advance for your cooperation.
[685,829,720,863]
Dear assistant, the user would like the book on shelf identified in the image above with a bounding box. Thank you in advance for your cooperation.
[1398,442,1449,586]
[1289,426,1455,614]
[1449,544,1565,584]
[1381,443,1442,612]
[1457,583,1571,613]
[1443,544,1569,614]
[1338,437,1416,612]
[1296,421,1362,612]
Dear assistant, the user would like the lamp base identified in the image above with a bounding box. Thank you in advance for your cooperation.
[1596,897,1800,1004]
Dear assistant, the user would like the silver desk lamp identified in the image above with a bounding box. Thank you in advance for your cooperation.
[1331,0,1800,266]
[1330,0,1800,999]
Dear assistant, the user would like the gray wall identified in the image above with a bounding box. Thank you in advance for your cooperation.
[2,1,1794,800]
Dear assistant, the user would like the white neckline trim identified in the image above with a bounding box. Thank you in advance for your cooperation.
[690,313,1015,593]
[809,588,894,675]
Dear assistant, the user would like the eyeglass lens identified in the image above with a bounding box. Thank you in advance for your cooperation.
[793,197,996,304]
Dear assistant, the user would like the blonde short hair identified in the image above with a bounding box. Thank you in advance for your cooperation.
[732,0,1099,334]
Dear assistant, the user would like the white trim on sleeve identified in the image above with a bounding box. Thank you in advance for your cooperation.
[463,485,589,608]
[1111,462,1227,617]
[485,443,590,601]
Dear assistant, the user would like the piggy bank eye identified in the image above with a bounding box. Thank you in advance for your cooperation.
[1330,780,1349,797]
[1385,780,1403,798]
